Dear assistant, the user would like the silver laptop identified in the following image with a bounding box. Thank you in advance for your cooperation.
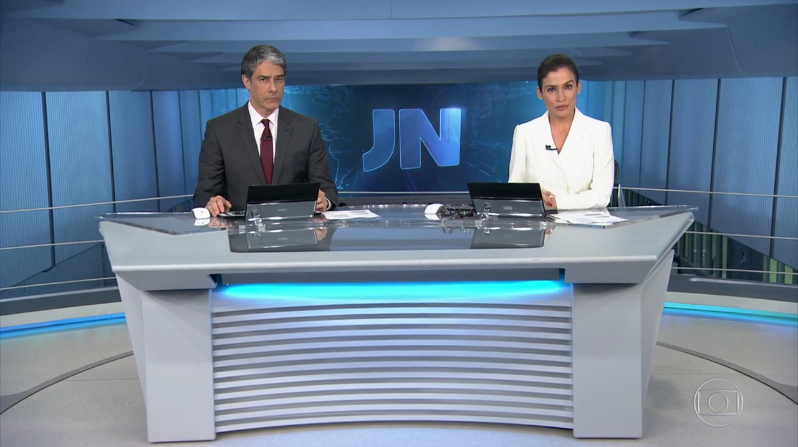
[467,183,547,218]
[245,183,319,221]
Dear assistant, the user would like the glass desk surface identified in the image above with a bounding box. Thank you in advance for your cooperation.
[98,205,695,253]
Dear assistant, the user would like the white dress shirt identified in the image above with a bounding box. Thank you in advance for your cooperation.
[508,108,615,210]
[248,100,279,157]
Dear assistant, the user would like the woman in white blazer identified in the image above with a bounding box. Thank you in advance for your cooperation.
[508,54,615,210]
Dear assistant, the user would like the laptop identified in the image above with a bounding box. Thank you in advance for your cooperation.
[467,182,547,218]
[221,183,319,220]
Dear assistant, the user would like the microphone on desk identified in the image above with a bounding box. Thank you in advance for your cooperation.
[545,145,558,151]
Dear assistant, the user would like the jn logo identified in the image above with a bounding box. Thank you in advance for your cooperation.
[362,108,461,171]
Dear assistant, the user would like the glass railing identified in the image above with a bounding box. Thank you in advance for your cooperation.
[620,189,795,285]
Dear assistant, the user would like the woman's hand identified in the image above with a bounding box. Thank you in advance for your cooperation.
[542,190,558,210]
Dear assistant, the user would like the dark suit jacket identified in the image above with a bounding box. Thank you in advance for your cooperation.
[193,105,338,211]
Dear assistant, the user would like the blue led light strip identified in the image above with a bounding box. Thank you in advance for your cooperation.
[0,313,127,338]
[219,281,568,301]
[663,302,797,326]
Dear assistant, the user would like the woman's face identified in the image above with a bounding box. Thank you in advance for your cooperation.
[537,67,581,120]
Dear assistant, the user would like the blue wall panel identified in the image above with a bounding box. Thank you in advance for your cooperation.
[179,90,202,201]
[0,92,52,288]
[108,91,158,213]
[640,80,673,204]
[773,77,797,268]
[712,78,782,255]
[45,91,113,263]
[603,81,614,130]
[210,89,232,119]
[577,81,607,122]
[236,88,250,108]
[611,81,626,164]
[668,79,718,225]
[199,89,213,135]
[152,91,187,211]
[622,81,645,187]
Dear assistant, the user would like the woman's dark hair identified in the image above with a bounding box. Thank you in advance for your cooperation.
[537,54,580,91]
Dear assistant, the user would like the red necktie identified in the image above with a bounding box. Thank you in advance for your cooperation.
[260,119,273,184]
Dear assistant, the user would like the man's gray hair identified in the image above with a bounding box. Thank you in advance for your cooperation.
[241,45,287,78]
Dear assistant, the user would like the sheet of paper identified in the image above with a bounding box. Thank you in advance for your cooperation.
[548,210,626,226]
[322,209,381,220]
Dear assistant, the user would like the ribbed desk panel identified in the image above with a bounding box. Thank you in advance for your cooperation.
[211,297,574,433]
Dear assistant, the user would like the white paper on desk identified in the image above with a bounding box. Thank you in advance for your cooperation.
[322,209,381,220]
[549,210,626,225]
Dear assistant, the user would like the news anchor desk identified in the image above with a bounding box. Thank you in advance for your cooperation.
[98,205,693,443]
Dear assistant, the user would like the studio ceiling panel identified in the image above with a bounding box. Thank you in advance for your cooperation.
[1,0,796,90]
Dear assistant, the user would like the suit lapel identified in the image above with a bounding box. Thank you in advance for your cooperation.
[541,112,566,174]
[236,105,267,184]
[559,108,586,162]
[273,107,293,182]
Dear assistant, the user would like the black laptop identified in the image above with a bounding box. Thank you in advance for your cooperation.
[467,182,547,218]
[221,183,319,220]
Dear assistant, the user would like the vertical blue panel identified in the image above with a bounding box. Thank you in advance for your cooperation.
[108,91,157,213]
[576,81,606,121]
[712,78,782,255]
[576,82,588,116]
[226,88,239,114]
[622,81,645,187]
[152,91,186,211]
[668,79,718,224]
[639,80,673,204]
[211,89,229,118]
[0,92,52,288]
[611,81,626,164]
[587,81,606,122]
[179,90,202,199]
[237,88,250,107]
[46,91,113,263]
[603,82,614,127]
[199,89,213,135]
[774,76,797,268]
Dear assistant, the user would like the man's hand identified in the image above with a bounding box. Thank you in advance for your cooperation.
[208,217,235,229]
[316,189,329,213]
[206,195,232,217]
[542,190,557,210]
[311,215,329,241]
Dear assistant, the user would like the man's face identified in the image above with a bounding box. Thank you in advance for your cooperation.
[242,61,285,116]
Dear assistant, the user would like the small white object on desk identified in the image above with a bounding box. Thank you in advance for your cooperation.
[322,209,380,220]
[424,203,445,215]
[192,207,210,219]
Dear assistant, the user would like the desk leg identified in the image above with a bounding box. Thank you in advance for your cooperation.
[571,254,671,438]
[118,278,216,442]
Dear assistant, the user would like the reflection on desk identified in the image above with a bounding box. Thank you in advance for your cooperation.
[227,216,551,253]
[471,226,551,249]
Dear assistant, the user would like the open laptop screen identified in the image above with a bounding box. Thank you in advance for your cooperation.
[467,182,547,218]
[247,183,320,204]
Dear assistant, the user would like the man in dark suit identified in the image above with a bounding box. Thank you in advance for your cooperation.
[194,45,338,216]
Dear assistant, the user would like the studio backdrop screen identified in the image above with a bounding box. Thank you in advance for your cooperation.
[279,81,608,192]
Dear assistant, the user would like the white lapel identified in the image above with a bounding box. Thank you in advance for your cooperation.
[541,112,566,173]
[559,108,587,162]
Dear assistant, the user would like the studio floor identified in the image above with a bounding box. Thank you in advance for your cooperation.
[1,298,796,447]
